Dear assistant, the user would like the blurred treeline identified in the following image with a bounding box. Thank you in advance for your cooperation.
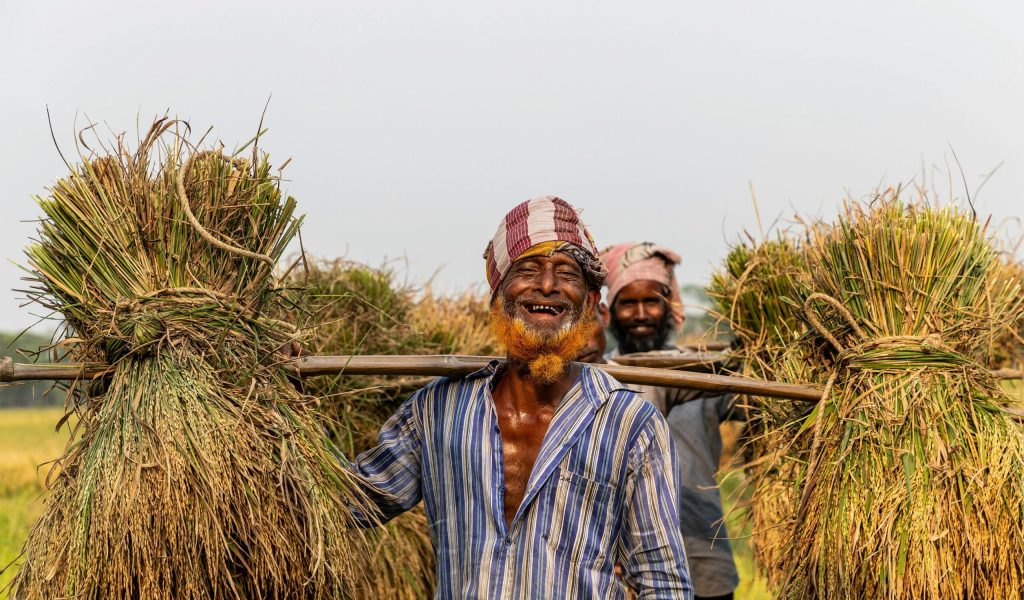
[680,283,720,342]
[0,331,61,408]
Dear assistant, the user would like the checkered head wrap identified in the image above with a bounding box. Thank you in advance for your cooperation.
[483,196,606,296]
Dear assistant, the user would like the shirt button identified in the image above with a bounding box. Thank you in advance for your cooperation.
[504,537,512,547]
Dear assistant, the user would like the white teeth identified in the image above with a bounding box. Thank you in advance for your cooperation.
[526,303,559,314]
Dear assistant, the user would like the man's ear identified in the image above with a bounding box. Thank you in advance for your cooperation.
[597,301,610,327]
[586,289,601,312]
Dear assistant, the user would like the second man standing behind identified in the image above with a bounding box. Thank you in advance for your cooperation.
[600,242,741,600]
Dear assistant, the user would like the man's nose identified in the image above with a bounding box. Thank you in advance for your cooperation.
[635,303,647,320]
[537,265,556,295]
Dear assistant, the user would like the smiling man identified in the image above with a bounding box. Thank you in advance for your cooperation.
[354,197,693,599]
[601,242,740,600]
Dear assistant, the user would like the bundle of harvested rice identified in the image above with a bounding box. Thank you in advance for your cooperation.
[408,289,496,362]
[291,259,497,599]
[709,236,809,361]
[7,120,373,599]
[708,235,819,581]
[731,194,1024,599]
[293,259,496,445]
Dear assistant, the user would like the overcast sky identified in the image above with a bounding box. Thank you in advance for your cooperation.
[1,0,1021,333]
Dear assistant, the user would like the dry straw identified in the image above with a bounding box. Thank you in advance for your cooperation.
[289,259,497,599]
[708,235,819,580]
[714,192,1024,599]
[6,119,375,599]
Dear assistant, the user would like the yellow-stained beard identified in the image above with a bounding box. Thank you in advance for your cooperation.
[489,295,594,384]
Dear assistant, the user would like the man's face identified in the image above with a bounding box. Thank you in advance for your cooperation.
[499,252,596,336]
[609,280,674,353]
[490,251,600,383]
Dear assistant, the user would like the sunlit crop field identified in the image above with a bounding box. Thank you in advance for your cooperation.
[0,407,70,594]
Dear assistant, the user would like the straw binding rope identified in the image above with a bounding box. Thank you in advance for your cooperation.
[796,291,1007,520]
[176,150,276,267]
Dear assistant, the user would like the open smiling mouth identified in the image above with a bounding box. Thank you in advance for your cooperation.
[522,302,567,317]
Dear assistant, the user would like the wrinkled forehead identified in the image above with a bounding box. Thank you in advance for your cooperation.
[610,279,672,304]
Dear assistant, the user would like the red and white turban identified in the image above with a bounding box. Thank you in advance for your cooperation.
[483,196,605,296]
[601,242,685,327]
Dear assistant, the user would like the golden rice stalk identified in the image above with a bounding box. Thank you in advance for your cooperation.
[709,235,810,362]
[5,119,374,599]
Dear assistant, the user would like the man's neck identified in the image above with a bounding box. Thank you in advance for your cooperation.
[495,357,581,412]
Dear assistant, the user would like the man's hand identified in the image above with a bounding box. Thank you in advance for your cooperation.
[280,337,299,358]
[278,339,303,360]
[278,339,304,392]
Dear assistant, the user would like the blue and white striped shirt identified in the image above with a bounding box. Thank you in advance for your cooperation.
[355,361,693,599]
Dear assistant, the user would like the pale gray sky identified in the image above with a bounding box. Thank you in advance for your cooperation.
[1,0,1021,332]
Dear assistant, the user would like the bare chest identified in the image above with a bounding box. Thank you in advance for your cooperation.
[496,408,552,527]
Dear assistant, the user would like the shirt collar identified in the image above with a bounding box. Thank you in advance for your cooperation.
[470,359,628,410]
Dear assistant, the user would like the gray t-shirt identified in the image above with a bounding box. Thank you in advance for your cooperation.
[610,349,741,597]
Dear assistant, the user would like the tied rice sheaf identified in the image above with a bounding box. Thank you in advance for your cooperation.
[6,119,377,599]
[713,193,1024,599]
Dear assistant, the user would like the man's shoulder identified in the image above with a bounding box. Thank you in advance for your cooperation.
[417,374,485,398]
[579,363,660,423]
[406,361,495,408]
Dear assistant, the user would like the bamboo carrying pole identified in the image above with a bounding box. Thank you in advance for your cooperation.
[603,351,729,370]
[1,355,1020,416]
[0,354,819,400]
[292,354,824,401]
[608,352,1024,379]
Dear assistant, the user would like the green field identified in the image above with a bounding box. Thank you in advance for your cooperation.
[0,407,70,593]
[0,407,771,598]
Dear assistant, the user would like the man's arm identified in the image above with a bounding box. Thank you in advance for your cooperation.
[662,386,745,423]
[350,392,424,525]
[617,413,694,599]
